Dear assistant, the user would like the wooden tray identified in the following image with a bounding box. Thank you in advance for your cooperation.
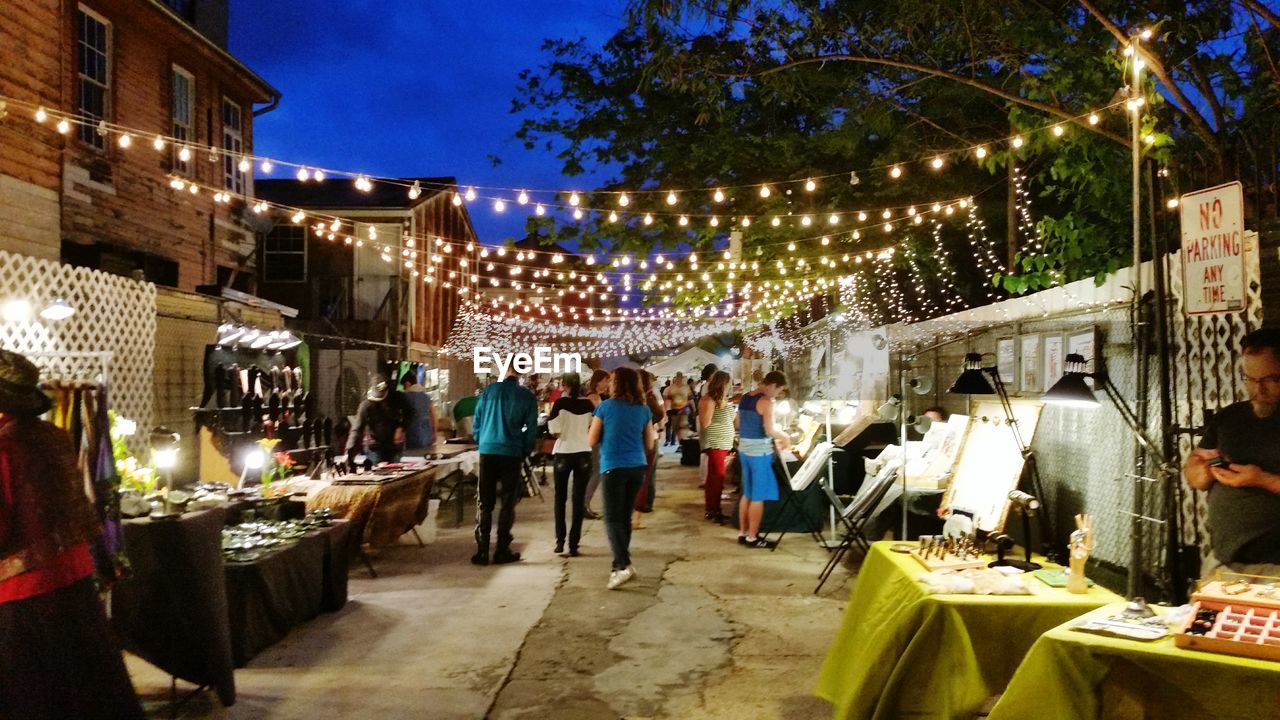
[909,548,988,571]
[1174,597,1280,662]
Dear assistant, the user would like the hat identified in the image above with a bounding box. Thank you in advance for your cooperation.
[367,379,389,402]
[0,350,52,415]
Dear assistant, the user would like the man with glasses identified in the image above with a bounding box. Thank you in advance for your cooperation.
[1186,328,1280,579]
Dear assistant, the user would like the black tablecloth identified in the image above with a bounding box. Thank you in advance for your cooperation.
[113,508,237,706]
[225,521,350,667]
[113,512,352,705]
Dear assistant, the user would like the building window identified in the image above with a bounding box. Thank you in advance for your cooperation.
[161,0,195,20]
[222,98,244,194]
[76,7,110,150]
[171,66,194,175]
[263,225,307,282]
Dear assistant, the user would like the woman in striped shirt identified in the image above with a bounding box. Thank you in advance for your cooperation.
[698,370,736,523]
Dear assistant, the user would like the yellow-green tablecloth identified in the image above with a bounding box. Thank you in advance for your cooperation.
[988,602,1280,720]
[816,541,1121,720]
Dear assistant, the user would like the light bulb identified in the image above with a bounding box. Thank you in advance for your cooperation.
[608,211,618,222]
[568,192,580,206]
[296,167,309,181]
[883,222,893,232]
[237,157,250,172]
[617,193,630,207]
[291,210,305,224]
[857,211,867,222]
[452,193,462,206]
[804,178,816,192]
[55,118,70,134]
[34,106,48,123]
[1143,133,1156,145]
[889,165,902,179]
[153,136,166,151]
[710,216,719,227]
[678,215,689,226]
[821,236,830,245]
[1052,124,1065,137]
[117,133,132,149]
[666,191,678,205]
[408,181,422,200]
[535,204,545,216]
[261,159,273,173]
[572,208,583,220]
[494,199,506,212]
[643,214,653,225]
[882,209,892,219]
[517,190,529,205]
[177,146,192,162]
[759,185,771,198]
[930,156,944,169]
[1012,135,1025,148]
[975,146,988,159]
[741,217,751,227]
[1088,113,1100,125]
[829,213,839,225]
[465,187,477,202]
[313,170,326,182]
[1166,198,1179,209]
[770,217,781,227]
[713,188,725,203]
[787,242,796,251]
[801,215,812,226]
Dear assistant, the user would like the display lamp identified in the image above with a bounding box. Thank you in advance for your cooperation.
[39,298,76,321]
[948,353,996,395]
[877,394,901,421]
[240,448,266,489]
[1,298,32,323]
[1042,354,1102,408]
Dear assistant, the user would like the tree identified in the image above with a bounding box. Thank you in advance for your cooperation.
[511,0,1279,319]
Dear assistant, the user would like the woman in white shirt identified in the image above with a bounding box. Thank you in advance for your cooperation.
[547,372,595,556]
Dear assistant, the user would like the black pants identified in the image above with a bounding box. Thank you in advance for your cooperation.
[0,578,144,720]
[476,453,523,552]
[665,410,680,444]
[602,466,646,570]
[553,452,592,550]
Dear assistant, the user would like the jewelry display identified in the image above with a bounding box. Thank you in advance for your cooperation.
[1175,578,1280,661]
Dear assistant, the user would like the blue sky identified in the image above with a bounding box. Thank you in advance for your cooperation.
[229,1,624,244]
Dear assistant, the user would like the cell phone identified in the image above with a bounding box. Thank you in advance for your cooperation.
[1208,456,1229,468]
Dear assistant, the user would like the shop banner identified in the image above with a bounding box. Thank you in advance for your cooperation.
[1180,181,1245,315]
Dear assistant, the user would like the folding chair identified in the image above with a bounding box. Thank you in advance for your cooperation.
[767,442,836,549]
[814,466,899,593]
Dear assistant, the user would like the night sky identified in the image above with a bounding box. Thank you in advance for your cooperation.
[228,1,624,245]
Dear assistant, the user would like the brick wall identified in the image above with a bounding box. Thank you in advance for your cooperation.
[0,0,274,291]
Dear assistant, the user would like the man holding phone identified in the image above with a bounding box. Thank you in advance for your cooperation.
[1186,329,1280,579]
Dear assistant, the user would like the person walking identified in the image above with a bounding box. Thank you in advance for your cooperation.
[471,371,538,566]
[547,372,593,557]
[582,368,612,519]
[698,370,735,523]
[400,370,437,451]
[737,371,792,548]
[631,370,667,529]
[0,350,144,720]
[588,368,655,590]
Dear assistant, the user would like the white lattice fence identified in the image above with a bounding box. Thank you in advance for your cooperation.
[0,250,156,451]
[1168,232,1263,559]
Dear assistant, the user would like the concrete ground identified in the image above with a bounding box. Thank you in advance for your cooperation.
[127,451,856,719]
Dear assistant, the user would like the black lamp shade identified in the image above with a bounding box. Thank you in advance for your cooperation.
[948,353,996,395]
[1042,353,1100,408]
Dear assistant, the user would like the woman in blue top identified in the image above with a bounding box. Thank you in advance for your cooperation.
[737,371,792,548]
[588,367,655,590]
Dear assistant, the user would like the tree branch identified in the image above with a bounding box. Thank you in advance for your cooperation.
[1185,57,1226,132]
[1076,0,1223,156]
[711,54,1132,146]
[1239,0,1280,32]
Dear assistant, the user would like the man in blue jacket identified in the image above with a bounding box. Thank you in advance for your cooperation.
[471,372,538,565]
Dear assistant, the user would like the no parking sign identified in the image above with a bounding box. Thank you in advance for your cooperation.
[1179,181,1245,315]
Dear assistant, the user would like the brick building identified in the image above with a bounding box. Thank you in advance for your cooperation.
[254,177,477,418]
[0,0,279,290]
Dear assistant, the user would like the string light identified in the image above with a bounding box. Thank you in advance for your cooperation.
[759,185,771,198]
[889,165,903,179]
[713,188,725,203]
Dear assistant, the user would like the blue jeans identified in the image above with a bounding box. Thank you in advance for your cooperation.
[601,466,646,570]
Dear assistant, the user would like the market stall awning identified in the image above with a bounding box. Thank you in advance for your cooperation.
[644,347,728,379]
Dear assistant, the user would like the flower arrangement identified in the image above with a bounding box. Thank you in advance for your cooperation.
[255,438,297,497]
[110,413,156,495]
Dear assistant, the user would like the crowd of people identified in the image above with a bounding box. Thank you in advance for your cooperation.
[468,362,792,590]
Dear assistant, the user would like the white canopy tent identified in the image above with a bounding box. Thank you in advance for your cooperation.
[644,346,732,380]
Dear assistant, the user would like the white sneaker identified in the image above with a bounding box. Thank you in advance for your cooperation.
[607,567,635,590]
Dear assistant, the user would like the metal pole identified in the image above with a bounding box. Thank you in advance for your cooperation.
[900,365,909,540]
[1128,33,1147,601]
[826,325,837,545]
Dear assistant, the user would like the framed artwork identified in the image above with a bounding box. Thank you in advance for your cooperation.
[1019,334,1042,393]
[1067,327,1099,372]
[1043,335,1066,390]
[996,337,1017,385]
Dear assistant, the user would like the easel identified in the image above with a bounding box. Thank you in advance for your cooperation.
[767,444,834,549]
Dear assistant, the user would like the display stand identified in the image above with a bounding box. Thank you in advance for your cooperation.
[767,445,831,550]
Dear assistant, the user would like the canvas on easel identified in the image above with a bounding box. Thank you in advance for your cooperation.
[940,400,1044,533]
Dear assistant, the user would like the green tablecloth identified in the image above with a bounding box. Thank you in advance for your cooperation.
[989,602,1280,720]
[816,541,1120,720]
